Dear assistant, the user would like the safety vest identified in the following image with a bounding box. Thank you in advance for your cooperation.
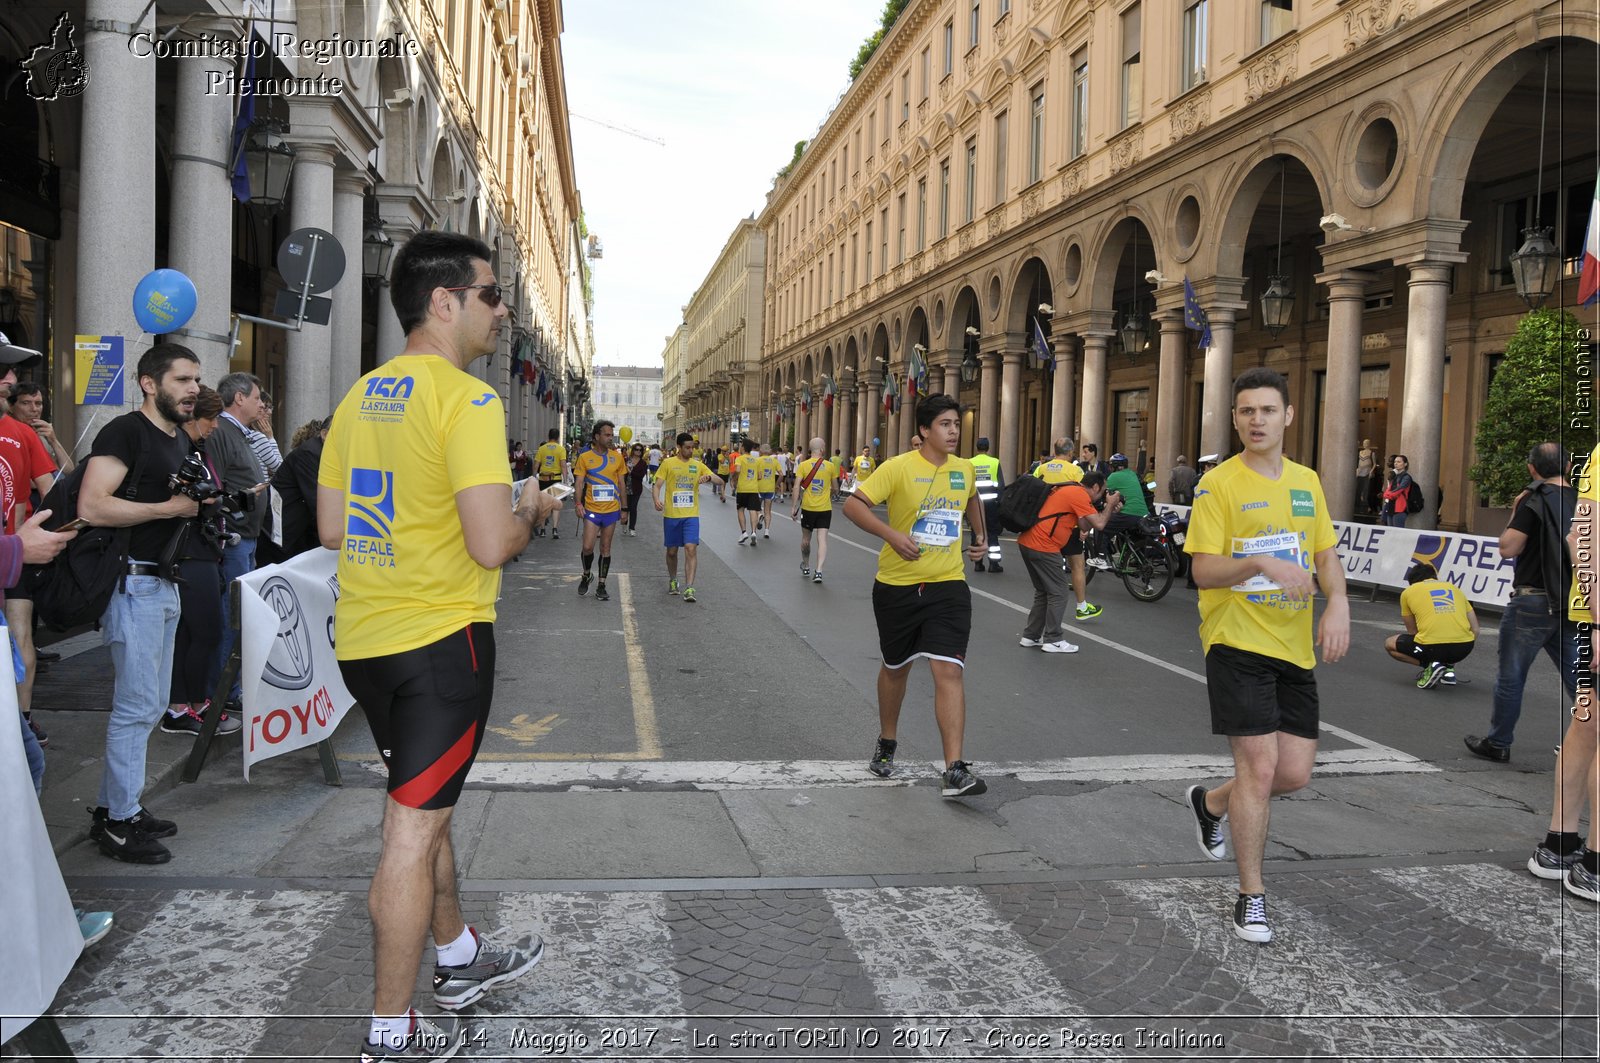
[971,453,1001,501]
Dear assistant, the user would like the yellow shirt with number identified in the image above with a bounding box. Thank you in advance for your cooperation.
[658,456,708,518]
[575,446,627,513]
[1185,455,1337,669]
[853,455,875,479]
[1037,458,1084,485]
[855,451,977,586]
[320,354,510,659]
[794,456,839,512]
[1569,444,1599,623]
[533,441,566,479]
[757,455,778,492]
[1401,579,1476,645]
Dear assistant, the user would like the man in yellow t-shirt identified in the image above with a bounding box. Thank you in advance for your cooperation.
[1180,366,1348,946]
[317,232,557,1052]
[843,394,990,801]
[715,447,732,503]
[573,420,627,601]
[652,431,723,603]
[849,445,876,496]
[1385,562,1478,688]
[790,436,840,582]
[757,443,779,538]
[532,428,568,539]
[733,439,763,546]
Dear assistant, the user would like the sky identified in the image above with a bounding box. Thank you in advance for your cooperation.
[560,0,883,367]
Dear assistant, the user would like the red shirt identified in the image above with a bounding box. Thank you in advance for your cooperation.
[1018,482,1097,552]
[0,414,56,533]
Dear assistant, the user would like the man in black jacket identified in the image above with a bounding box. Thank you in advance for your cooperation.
[1465,443,1578,762]
[268,417,329,559]
[209,372,268,707]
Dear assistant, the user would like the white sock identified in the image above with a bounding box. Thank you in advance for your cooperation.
[369,1009,415,1050]
[435,924,478,967]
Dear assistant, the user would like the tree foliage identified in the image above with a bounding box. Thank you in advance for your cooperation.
[1469,306,1595,505]
[776,139,809,179]
[849,0,911,80]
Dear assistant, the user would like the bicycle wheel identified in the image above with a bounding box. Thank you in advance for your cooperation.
[1121,539,1175,601]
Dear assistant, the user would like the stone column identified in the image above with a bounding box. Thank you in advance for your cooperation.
[861,379,880,450]
[374,222,410,363]
[1154,311,1186,502]
[998,349,1024,479]
[978,349,1000,448]
[1316,270,1372,521]
[328,172,367,409]
[1050,335,1077,446]
[166,39,234,386]
[1397,258,1460,529]
[1199,310,1237,460]
[283,144,337,434]
[838,385,854,457]
[1078,333,1110,456]
[76,0,154,423]
[885,378,901,457]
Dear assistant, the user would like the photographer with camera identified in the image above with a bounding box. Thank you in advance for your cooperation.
[209,372,269,713]
[156,386,241,739]
[79,343,204,864]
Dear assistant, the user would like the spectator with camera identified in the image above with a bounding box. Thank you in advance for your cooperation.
[209,372,269,713]
[79,343,205,864]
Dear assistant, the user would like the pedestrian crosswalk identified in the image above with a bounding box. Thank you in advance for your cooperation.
[38,863,1598,1061]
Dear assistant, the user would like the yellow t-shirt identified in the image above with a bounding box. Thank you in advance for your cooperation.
[855,451,977,586]
[1185,455,1338,669]
[1401,579,1476,645]
[853,455,875,478]
[716,452,732,476]
[1037,458,1084,485]
[757,454,778,492]
[533,441,566,479]
[575,446,627,513]
[1569,444,1599,623]
[658,456,708,518]
[795,456,839,512]
[319,354,510,660]
[736,452,762,494]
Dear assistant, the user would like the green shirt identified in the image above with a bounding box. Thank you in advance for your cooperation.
[1105,469,1149,517]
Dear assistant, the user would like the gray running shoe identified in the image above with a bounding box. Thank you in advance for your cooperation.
[1529,843,1586,880]
[868,737,897,778]
[359,1013,460,1061]
[941,761,987,798]
[433,931,544,1010]
[1186,785,1227,861]
[1567,860,1600,902]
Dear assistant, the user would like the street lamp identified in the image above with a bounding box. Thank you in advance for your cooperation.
[363,223,396,281]
[237,118,295,211]
[1260,161,1294,337]
[1512,49,1559,309]
[1119,309,1149,361]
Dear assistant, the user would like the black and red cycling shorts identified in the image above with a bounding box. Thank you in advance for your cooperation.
[339,623,495,810]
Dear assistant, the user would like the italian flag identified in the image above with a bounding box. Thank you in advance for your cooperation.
[1581,172,1600,307]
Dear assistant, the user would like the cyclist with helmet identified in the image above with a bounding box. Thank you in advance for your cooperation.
[1088,452,1151,570]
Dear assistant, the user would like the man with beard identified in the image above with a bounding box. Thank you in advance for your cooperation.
[78,342,205,864]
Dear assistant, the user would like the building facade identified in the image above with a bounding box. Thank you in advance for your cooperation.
[0,0,589,453]
[590,364,663,445]
[679,218,768,449]
[757,0,1597,532]
[659,323,686,440]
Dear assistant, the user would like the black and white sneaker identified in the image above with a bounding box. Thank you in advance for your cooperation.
[594,582,610,602]
[1186,785,1227,860]
[867,737,897,778]
[1567,860,1600,902]
[433,931,544,1010]
[94,814,172,864]
[1234,893,1272,943]
[800,566,811,578]
[577,572,592,596]
[941,761,987,798]
[1530,843,1586,880]
[812,570,823,583]
[91,805,176,840]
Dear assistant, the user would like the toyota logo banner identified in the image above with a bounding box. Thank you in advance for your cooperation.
[237,549,353,780]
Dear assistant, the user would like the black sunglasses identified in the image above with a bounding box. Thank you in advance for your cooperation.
[443,283,503,308]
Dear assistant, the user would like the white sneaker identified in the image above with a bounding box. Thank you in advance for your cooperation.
[1087,557,1113,571]
[1041,640,1079,654]
[1019,636,1044,647]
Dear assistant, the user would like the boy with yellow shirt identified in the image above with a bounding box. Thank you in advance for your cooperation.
[1181,367,1349,945]
[652,431,724,603]
[1384,562,1478,688]
[791,436,840,582]
[757,443,779,538]
[532,428,568,539]
[843,393,991,800]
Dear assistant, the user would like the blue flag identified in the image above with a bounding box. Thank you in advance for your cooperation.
[1183,276,1212,348]
[228,34,259,203]
[1031,318,1054,370]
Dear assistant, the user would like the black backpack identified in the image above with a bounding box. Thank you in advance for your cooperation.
[1405,479,1423,513]
[996,475,1053,533]
[22,448,148,632]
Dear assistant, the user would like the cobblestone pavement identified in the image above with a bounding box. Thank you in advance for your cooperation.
[32,862,1600,1061]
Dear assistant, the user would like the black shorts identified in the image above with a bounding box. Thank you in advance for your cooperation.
[1061,530,1084,557]
[339,622,495,810]
[872,579,971,669]
[1205,643,1319,740]
[1395,635,1474,665]
[800,509,832,530]
[537,476,558,490]
[737,492,762,511]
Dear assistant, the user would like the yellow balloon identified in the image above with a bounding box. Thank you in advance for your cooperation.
[618,425,634,445]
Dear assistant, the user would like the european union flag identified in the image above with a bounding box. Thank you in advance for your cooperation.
[1031,318,1054,370]
[1183,276,1212,349]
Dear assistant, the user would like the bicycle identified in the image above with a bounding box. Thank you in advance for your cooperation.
[1083,520,1176,602]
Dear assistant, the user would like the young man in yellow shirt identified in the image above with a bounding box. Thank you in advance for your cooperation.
[1182,367,1349,944]
[652,431,723,603]
[573,420,627,601]
[757,442,779,538]
[733,438,763,546]
[1384,562,1478,688]
[532,428,568,539]
[791,435,839,582]
[844,393,991,799]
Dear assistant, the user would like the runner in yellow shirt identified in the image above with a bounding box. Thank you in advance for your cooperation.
[715,447,732,503]
[757,443,779,538]
[532,428,568,539]
[1385,562,1478,687]
[573,420,627,601]
[652,431,724,603]
[733,439,763,546]
[843,394,990,801]
[791,436,840,582]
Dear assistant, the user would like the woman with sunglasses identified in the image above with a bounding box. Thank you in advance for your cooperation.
[624,442,649,535]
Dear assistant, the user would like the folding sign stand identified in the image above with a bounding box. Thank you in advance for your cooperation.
[180,583,341,786]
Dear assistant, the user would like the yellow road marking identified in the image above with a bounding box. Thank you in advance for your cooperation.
[616,572,663,758]
[489,712,563,745]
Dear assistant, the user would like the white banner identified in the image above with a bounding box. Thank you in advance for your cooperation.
[1157,504,1516,609]
[237,549,354,779]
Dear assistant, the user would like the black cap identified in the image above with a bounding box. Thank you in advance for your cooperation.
[0,331,43,366]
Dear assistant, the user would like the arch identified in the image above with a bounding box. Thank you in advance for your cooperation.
[868,321,892,376]
[375,55,415,184]
[1211,143,1331,281]
[1083,214,1158,329]
[842,333,860,376]
[429,143,452,203]
[1003,254,1055,337]
[945,285,982,356]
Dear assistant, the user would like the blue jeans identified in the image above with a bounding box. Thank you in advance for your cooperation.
[19,707,44,796]
[214,537,258,702]
[1383,510,1408,527]
[99,573,181,820]
[1486,593,1579,749]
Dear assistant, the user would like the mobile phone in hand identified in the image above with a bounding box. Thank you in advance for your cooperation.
[59,517,92,531]
[543,483,574,501]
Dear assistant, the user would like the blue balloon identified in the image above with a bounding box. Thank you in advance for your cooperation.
[132,269,197,334]
[872,436,880,447]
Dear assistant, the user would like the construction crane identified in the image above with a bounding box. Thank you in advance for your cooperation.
[569,111,666,147]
